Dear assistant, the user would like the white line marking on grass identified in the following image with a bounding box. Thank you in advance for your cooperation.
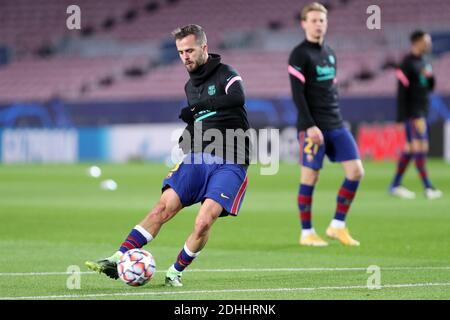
[0,271,95,276]
[1,266,450,277]
[186,266,450,272]
[1,282,450,300]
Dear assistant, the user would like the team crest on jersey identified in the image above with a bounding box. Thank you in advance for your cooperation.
[419,74,428,87]
[208,85,216,96]
[166,163,181,178]
[328,55,335,65]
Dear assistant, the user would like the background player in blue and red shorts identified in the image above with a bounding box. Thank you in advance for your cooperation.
[389,30,442,200]
[288,2,364,247]
[86,24,250,286]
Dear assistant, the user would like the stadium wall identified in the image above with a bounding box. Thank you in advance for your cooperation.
[2,96,449,127]
[0,124,184,164]
[0,122,446,164]
[0,96,449,163]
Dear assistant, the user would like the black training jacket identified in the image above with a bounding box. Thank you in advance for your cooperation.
[396,53,435,121]
[179,54,251,165]
[288,40,343,131]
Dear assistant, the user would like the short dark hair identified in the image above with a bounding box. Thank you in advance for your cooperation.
[171,24,207,45]
[410,30,427,43]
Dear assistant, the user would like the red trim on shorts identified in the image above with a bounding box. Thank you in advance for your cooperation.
[231,176,248,214]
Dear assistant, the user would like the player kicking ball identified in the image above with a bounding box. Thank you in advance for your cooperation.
[288,2,364,247]
[86,24,250,286]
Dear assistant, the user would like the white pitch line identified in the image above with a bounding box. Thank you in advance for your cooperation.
[0,271,96,276]
[1,282,450,300]
[185,266,450,272]
[1,266,450,277]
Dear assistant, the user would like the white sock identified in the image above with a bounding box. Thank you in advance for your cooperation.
[183,243,201,257]
[331,219,345,229]
[110,251,123,263]
[135,225,154,243]
[301,228,315,238]
[169,264,180,273]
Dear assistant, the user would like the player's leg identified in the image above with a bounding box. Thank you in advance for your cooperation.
[298,166,328,246]
[86,155,207,279]
[326,159,363,246]
[409,119,442,199]
[390,147,415,198]
[390,120,416,198]
[165,199,223,287]
[325,128,363,246]
[118,187,183,255]
[392,146,413,189]
[165,162,248,286]
[85,188,183,279]
[138,188,183,238]
[297,131,328,246]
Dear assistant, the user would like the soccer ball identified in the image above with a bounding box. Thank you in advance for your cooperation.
[117,249,156,286]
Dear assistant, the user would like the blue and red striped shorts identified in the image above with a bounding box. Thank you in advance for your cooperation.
[405,117,428,142]
[298,127,360,170]
[162,153,248,216]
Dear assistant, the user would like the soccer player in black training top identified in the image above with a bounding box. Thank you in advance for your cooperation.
[86,24,250,287]
[389,30,442,200]
[288,2,364,247]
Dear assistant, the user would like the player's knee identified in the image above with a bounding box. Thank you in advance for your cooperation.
[303,176,319,185]
[148,202,169,224]
[421,144,429,153]
[348,167,364,181]
[404,144,411,154]
[301,171,319,185]
[194,217,212,237]
[410,142,428,155]
[410,141,422,153]
[356,167,365,180]
[312,174,320,184]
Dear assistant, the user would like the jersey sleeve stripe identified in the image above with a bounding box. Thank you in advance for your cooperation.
[395,68,410,87]
[225,76,243,94]
[288,65,306,84]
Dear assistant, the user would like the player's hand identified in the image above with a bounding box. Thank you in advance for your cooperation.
[422,68,433,78]
[306,126,324,145]
[179,106,196,124]
[179,104,213,123]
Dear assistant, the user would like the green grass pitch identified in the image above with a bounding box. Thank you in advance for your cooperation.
[0,160,449,300]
